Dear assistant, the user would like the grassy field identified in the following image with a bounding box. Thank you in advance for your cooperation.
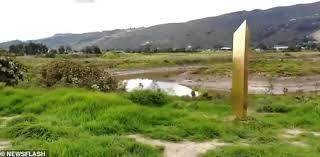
[1,51,320,156]
[0,87,319,156]
[15,52,320,85]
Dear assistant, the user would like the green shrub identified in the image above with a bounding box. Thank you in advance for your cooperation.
[182,123,220,140]
[44,52,56,58]
[8,124,60,141]
[257,104,292,113]
[102,51,126,59]
[41,60,118,91]
[0,56,24,86]
[7,114,37,126]
[128,90,169,107]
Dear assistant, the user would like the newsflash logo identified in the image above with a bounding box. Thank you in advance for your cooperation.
[0,150,48,157]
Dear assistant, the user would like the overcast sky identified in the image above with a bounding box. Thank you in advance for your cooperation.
[0,0,318,42]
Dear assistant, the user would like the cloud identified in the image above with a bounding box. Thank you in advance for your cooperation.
[75,0,95,3]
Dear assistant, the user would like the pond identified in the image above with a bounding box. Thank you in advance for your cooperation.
[122,79,200,97]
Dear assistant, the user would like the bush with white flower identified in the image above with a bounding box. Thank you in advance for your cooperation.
[0,56,24,86]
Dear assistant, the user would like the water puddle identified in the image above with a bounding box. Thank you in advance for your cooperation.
[122,79,200,97]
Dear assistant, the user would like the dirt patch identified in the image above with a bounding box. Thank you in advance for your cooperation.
[280,129,308,147]
[0,117,16,150]
[282,129,304,139]
[0,140,11,150]
[128,134,227,157]
[0,116,20,128]
[282,129,320,138]
[178,75,320,95]
[1,116,20,121]
[311,132,320,136]
[113,66,320,95]
[291,141,308,147]
[280,129,320,147]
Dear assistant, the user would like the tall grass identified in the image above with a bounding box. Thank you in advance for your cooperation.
[203,143,320,157]
[0,87,319,156]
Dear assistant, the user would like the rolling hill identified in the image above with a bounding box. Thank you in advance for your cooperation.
[1,1,320,51]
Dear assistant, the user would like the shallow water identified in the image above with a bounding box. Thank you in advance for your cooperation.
[122,78,199,97]
[114,67,320,95]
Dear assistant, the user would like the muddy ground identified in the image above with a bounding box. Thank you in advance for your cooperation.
[113,66,320,95]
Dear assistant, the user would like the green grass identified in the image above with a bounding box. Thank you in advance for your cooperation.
[202,143,320,157]
[4,51,320,156]
[192,55,320,77]
[16,52,232,70]
[0,87,320,156]
[0,118,5,126]
[13,52,320,88]
[12,136,161,157]
[203,130,320,157]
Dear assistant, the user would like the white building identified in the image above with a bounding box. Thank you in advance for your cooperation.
[273,46,289,51]
[220,47,232,51]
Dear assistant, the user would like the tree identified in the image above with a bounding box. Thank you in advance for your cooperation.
[81,45,101,54]
[140,44,152,52]
[49,49,58,54]
[317,44,320,52]
[81,46,91,54]
[36,43,48,54]
[309,43,317,50]
[92,46,101,54]
[58,46,66,54]
[9,45,18,54]
[9,42,48,55]
[44,49,57,58]
[24,42,48,55]
[66,46,72,53]
[257,43,268,50]
[24,42,35,55]
[9,44,24,54]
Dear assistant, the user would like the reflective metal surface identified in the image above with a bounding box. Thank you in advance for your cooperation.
[232,21,250,118]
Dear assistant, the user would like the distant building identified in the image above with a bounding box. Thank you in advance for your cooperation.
[186,45,193,51]
[273,46,289,51]
[71,51,83,54]
[255,48,262,52]
[220,47,232,51]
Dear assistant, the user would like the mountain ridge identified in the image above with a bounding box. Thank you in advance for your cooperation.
[1,1,320,51]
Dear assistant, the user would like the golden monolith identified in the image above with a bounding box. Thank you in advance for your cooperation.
[232,20,250,118]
